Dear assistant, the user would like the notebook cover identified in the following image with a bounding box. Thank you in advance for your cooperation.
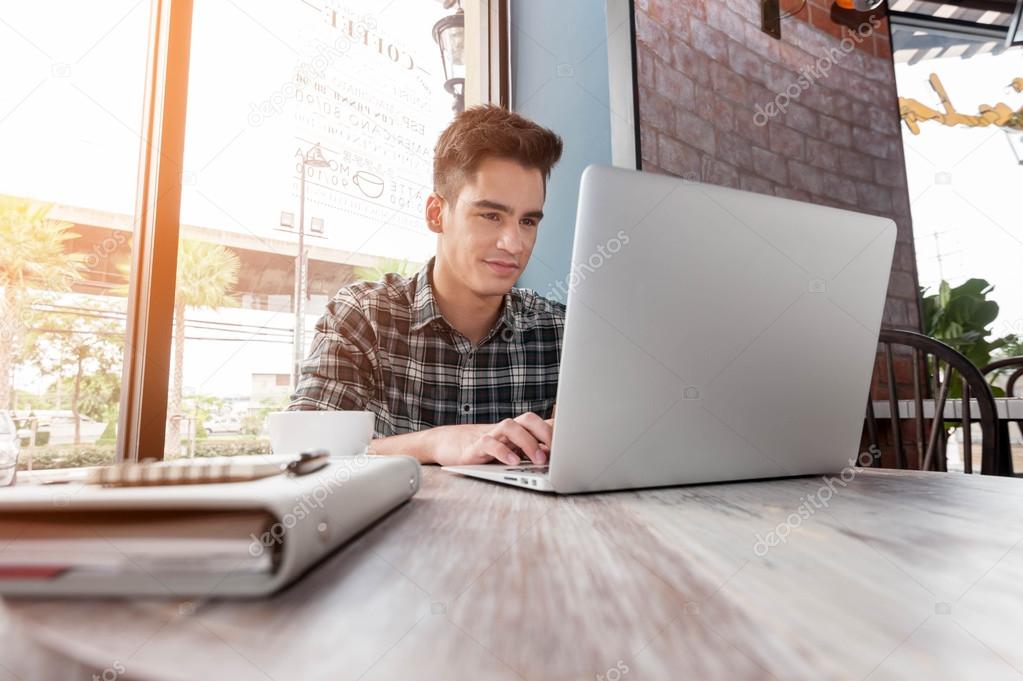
[0,454,420,598]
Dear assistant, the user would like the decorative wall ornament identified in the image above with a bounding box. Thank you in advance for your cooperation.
[899,74,1023,134]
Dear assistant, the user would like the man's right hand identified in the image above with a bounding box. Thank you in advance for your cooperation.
[370,411,553,466]
[434,412,553,467]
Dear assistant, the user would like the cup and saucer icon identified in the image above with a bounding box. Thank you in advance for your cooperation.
[353,170,385,199]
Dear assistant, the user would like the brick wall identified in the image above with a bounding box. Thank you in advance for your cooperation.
[633,0,921,332]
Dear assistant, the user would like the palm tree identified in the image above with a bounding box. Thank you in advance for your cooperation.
[165,240,240,457]
[0,197,84,410]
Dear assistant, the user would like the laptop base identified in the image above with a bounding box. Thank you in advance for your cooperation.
[442,464,556,493]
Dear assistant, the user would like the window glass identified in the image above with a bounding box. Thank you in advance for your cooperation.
[170,0,470,457]
[0,2,148,470]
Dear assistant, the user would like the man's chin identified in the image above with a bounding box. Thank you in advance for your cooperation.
[472,274,518,297]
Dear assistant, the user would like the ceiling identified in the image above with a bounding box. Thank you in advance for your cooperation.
[889,0,1023,62]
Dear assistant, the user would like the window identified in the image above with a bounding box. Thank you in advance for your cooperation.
[0,1,149,469]
[166,0,487,458]
[2,0,507,467]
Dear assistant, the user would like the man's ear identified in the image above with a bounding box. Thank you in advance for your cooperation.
[425,192,447,235]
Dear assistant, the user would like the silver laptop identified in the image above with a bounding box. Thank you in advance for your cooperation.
[445,164,896,494]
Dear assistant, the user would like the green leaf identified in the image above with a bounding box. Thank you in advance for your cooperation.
[918,277,1021,392]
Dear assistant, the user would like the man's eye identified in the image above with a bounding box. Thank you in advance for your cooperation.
[521,219,538,228]
[480,212,499,221]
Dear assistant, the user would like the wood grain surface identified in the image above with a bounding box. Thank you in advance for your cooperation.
[2,467,1023,681]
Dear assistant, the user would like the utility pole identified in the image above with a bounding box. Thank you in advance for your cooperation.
[290,143,331,388]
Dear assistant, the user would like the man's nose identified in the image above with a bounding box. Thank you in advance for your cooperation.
[497,225,524,255]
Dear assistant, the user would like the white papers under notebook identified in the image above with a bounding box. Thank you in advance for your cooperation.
[0,510,276,577]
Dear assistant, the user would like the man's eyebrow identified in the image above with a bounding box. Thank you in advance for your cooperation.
[469,199,544,220]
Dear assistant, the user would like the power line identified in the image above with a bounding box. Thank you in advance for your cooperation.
[27,327,293,344]
[30,302,299,336]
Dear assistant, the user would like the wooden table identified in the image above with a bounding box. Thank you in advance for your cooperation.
[3,467,1023,681]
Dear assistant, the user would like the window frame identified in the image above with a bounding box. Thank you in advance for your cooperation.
[466,0,511,109]
[116,0,193,463]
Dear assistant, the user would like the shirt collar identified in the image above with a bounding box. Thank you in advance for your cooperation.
[410,258,519,334]
[410,259,443,331]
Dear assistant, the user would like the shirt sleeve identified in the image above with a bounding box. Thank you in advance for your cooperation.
[288,291,378,412]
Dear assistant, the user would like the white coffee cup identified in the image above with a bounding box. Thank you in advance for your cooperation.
[267,411,375,458]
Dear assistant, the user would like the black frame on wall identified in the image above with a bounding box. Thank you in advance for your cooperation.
[604,0,643,171]
[629,0,642,170]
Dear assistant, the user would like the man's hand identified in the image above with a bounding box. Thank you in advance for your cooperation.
[370,412,553,466]
[436,412,553,466]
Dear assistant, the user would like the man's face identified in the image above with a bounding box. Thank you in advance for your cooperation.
[430,156,546,298]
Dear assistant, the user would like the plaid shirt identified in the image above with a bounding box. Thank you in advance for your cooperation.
[289,258,565,437]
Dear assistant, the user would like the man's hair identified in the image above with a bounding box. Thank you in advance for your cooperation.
[433,105,563,202]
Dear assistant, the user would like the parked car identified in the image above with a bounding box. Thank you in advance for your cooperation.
[0,411,19,483]
[14,410,108,446]
[204,415,243,435]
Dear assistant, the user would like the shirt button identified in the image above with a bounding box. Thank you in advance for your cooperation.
[462,403,472,414]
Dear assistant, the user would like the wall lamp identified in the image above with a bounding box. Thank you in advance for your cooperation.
[762,0,885,40]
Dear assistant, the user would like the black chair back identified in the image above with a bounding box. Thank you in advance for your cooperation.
[865,329,999,474]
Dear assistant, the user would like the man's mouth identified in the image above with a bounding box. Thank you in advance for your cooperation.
[483,259,519,276]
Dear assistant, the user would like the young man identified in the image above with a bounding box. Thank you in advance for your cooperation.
[289,105,565,467]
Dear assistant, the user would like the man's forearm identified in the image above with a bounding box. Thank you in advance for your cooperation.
[370,421,493,464]
[369,429,437,464]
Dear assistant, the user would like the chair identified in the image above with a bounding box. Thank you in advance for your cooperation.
[863,329,1000,474]
[980,356,1023,476]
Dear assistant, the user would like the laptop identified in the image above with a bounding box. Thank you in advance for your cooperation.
[444,164,896,494]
